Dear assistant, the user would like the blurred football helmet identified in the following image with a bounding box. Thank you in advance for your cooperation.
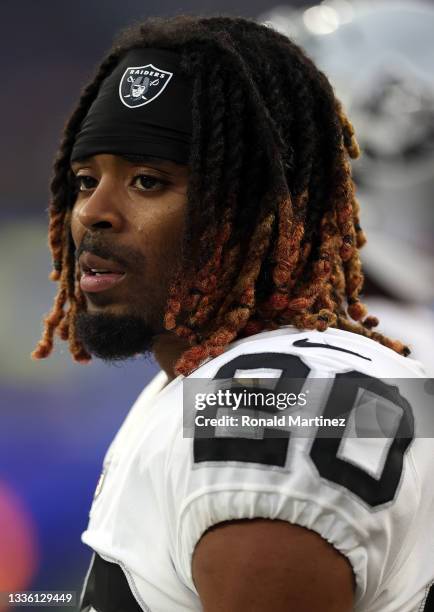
[259,0,434,303]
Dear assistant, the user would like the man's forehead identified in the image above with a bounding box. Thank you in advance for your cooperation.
[70,153,183,169]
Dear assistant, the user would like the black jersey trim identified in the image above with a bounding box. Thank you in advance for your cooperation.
[422,582,434,611]
[80,552,149,612]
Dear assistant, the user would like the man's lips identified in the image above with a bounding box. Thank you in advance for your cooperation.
[79,252,126,274]
[79,252,126,294]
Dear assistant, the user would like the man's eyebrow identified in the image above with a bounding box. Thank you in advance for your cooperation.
[120,154,177,175]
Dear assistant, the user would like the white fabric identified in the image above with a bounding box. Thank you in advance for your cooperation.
[81,326,433,611]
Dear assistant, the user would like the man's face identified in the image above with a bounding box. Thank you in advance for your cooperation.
[70,153,189,361]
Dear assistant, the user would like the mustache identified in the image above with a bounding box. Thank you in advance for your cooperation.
[75,234,145,270]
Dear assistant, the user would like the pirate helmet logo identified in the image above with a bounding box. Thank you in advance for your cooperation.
[119,64,174,108]
[131,76,150,98]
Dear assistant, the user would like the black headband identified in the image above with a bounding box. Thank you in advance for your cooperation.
[70,48,193,165]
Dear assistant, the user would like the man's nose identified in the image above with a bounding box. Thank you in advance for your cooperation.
[77,179,124,232]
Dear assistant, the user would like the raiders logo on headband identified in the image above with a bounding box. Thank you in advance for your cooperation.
[119,64,174,108]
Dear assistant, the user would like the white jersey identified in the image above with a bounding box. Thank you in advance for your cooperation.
[79,326,434,612]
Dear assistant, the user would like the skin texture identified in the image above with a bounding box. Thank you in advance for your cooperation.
[71,153,355,610]
[70,153,191,374]
[192,519,355,611]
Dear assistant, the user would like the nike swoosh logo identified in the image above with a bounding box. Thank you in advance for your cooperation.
[292,338,371,361]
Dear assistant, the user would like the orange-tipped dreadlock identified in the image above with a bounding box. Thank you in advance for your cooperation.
[32,15,410,375]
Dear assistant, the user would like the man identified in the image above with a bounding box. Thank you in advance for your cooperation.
[32,15,433,612]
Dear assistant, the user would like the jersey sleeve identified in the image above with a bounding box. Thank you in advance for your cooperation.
[165,331,422,610]
[173,445,375,601]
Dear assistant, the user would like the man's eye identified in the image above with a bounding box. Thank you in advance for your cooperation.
[75,175,97,191]
[133,175,166,191]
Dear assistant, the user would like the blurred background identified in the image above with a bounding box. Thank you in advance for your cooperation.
[1,0,433,609]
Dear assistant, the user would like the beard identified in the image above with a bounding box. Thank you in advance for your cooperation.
[75,311,157,362]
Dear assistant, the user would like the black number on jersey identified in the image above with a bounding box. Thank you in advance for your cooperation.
[194,353,309,467]
[193,352,414,507]
[310,371,414,506]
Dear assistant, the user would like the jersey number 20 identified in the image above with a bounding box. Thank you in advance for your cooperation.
[193,352,414,508]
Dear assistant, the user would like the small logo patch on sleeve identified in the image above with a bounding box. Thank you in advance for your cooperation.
[93,466,107,500]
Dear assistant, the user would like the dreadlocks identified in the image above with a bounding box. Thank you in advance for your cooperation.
[31,15,410,375]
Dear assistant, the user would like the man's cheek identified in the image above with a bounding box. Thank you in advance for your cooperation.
[70,212,82,249]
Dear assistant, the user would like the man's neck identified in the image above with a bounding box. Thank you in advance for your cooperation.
[152,332,191,381]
